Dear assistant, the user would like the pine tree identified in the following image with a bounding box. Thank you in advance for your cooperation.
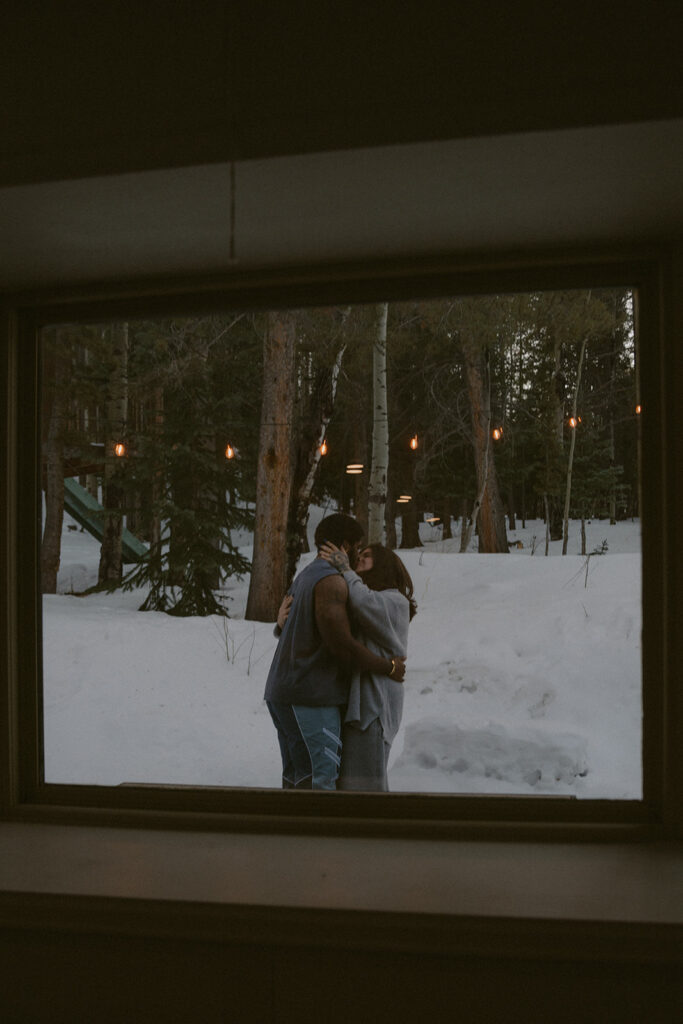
[118,315,257,616]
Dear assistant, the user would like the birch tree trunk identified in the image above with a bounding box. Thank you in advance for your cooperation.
[561,333,588,555]
[285,336,347,585]
[367,302,389,544]
[98,323,129,585]
[246,311,297,621]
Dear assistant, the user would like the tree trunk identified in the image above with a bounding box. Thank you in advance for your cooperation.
[98,323,128,585]
[608,295,618,524]
[286,307,350,589]
[286,337,347,584]
[441,496,453,539]
[507,483,516,531]
[460,339,508,553]
[353,416,369,536]
[246,311,297,621]
[149,386,164,557]
[561,332,588,554]
[384,478,397,549]
[367,302,389,544]
[399,500,422,548]
[41,334,67,593]
[459,498,470,552]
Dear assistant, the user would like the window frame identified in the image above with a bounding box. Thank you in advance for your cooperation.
[1,249,677,840]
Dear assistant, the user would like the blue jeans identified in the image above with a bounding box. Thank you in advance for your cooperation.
[267,702,342,790]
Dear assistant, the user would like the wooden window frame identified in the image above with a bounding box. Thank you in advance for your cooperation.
[1,248,679,841]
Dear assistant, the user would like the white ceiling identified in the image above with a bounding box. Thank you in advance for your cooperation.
[2,119,682,293]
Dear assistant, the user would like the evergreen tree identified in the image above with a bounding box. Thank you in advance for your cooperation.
[119,315,258,616]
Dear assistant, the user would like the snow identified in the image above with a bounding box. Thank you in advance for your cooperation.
[44,513,642,798]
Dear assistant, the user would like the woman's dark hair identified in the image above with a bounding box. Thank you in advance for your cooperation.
[314,513,364,550]
[361,544,417,620]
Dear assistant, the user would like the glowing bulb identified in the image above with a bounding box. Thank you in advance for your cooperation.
[635,404,642,415]
[114,442,125,457]
[568,417,578,429]
[319,440,328,455]
[225,444,235,459]
[410,435,418,450]
[492,427,503,441]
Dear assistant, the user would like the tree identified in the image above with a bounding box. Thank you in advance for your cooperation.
[456,300,509,554]
[367,302,389,543]
[459,337,508,553]
[118,315,255,615]
[98,322,129,585]
[285,307,349,583]
[246,311,297,621]
[41,329,68,593]
[561,330,588,554]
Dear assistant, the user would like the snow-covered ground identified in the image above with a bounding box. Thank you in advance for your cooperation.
[44,511,642,798]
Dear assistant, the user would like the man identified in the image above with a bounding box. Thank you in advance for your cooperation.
[264,513,406,790]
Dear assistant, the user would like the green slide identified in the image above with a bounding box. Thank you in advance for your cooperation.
[63,478,148,563]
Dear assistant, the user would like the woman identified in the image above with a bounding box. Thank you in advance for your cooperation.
[319,541,417,791]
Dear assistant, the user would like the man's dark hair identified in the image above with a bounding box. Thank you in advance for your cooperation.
[314,513,364,550]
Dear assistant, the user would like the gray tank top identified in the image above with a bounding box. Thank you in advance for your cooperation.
[264,558,350,707]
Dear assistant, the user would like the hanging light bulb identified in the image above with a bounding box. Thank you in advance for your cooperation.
[568,416,578,429]
[114,442,126,457]
[410,434,418,450]
[492,427,503,441]
[635,404,642,415]
[319,440,328,455]
[225,443,235,459]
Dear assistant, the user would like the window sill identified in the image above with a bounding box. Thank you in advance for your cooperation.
[0,822,681,962]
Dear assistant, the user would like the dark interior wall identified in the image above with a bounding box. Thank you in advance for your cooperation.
[3,928,681,1024]
[3,1,683,186]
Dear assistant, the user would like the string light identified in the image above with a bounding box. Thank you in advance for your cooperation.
[410,434,418,450]
[635,404,642,415]
[319,440,328,455]
[568,416,579,429]
[225,444,235,459]
[492,427,503,441]
[114,442,126,457]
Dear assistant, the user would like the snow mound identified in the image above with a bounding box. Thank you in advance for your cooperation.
[392,718,588,794]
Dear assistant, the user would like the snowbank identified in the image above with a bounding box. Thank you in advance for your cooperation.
[44,516,642,798]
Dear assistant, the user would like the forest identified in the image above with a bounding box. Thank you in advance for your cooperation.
[40,288,639,620]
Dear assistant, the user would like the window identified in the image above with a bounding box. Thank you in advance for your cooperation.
[1,254,674,835]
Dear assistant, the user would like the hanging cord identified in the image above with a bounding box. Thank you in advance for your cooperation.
[227,4,238,264]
